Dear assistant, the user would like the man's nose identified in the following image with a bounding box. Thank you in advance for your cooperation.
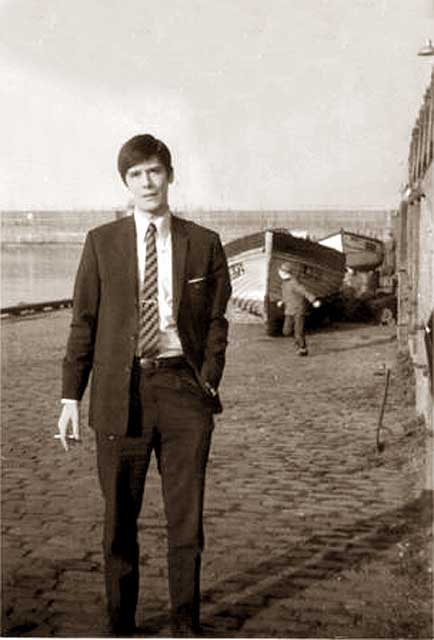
[142,172,153,187]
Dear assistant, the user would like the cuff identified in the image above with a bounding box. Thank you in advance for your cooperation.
[203,382,218,398]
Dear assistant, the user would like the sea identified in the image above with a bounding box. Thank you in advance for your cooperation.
[1,209,394,308]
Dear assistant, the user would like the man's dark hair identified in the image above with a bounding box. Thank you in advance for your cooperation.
[117,134,173,183]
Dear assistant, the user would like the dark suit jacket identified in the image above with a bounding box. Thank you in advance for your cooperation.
[62,214,232,434]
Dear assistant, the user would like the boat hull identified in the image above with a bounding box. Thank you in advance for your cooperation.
[319,230,384,271]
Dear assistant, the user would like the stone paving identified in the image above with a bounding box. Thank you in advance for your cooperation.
[1,307,430,637]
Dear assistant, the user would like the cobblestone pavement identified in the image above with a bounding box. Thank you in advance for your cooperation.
[1,308,429,637]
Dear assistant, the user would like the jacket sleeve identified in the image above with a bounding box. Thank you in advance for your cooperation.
[199,235,232,389]
[294,280,317,304]
[62,232,100,400]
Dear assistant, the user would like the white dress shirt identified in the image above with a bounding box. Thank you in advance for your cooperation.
[134,208,183,358]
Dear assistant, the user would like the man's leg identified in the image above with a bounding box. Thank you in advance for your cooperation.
[282,314,294,337]
[294,312,308,354]
[154,368,214,635]
[95,367,157,634]
[96,433,152,633]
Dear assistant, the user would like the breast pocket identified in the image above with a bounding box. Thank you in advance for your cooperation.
[186,278,212,326]
[189,281,208,295]
[187,276,209,299]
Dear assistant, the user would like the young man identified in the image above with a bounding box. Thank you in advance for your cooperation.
[277,261,321,356]
[57,134,232,637]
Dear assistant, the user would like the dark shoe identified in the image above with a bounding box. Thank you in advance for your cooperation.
[297,347,308,356]
[107,619,137,637]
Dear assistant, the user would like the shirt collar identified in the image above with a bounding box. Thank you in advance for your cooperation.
[133,207,171,240]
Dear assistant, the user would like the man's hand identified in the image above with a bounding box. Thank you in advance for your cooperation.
[312,299,321,309]
[57,401,81,451]
[276,300,284,308]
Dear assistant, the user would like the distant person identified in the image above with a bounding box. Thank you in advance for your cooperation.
[57,134,232,637]
[381,230,396,278]
[342,267,356,295]
[277,262,321,356]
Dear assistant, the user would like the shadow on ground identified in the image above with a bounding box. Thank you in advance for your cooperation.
[140,491,432,637]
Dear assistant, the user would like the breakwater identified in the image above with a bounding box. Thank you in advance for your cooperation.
[1,208,395,246]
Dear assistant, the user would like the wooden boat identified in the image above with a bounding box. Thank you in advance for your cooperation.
[224,229,346,334]
[318,229,384,272]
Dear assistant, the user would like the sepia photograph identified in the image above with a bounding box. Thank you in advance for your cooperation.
[1,1,433,638]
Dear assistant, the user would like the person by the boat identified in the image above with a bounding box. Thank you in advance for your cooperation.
[277,262,321,356]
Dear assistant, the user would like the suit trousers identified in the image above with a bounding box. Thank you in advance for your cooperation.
[95,361,214,632]
[282,313,306,348]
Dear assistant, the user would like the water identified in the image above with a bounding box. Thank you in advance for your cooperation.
[1,211,114,307]
[1,209,392,308]
[1,244,82,307]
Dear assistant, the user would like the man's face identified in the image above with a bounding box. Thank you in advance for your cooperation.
[278,268,292,281]
[124,156,173,215]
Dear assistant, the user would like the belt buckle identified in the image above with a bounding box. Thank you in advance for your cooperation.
[138,357,156,371]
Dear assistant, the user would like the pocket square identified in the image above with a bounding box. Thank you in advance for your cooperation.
[187,276,207,284]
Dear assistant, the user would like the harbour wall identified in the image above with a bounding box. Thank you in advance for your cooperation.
[1,208,395,246]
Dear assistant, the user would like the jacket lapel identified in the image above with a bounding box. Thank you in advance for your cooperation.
[171,215,188,319]
[116,215,138,306]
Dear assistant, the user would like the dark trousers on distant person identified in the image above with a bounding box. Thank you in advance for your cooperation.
[95,359,214,635]
[282,313,306,349]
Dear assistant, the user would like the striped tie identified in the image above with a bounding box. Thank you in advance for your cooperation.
[137,223,160,357]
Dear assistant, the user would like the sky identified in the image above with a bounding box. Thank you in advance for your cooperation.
[0,0,433,211]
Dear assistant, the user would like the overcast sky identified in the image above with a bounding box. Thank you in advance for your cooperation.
[0,0,433,211]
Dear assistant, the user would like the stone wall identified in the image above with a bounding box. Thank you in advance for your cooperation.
[397,69,434,443]
[1,208,394,247]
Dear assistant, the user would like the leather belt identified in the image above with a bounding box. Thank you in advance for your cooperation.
[133,355,187,371]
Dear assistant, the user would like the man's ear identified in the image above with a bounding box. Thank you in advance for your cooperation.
[169,169,175,184]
